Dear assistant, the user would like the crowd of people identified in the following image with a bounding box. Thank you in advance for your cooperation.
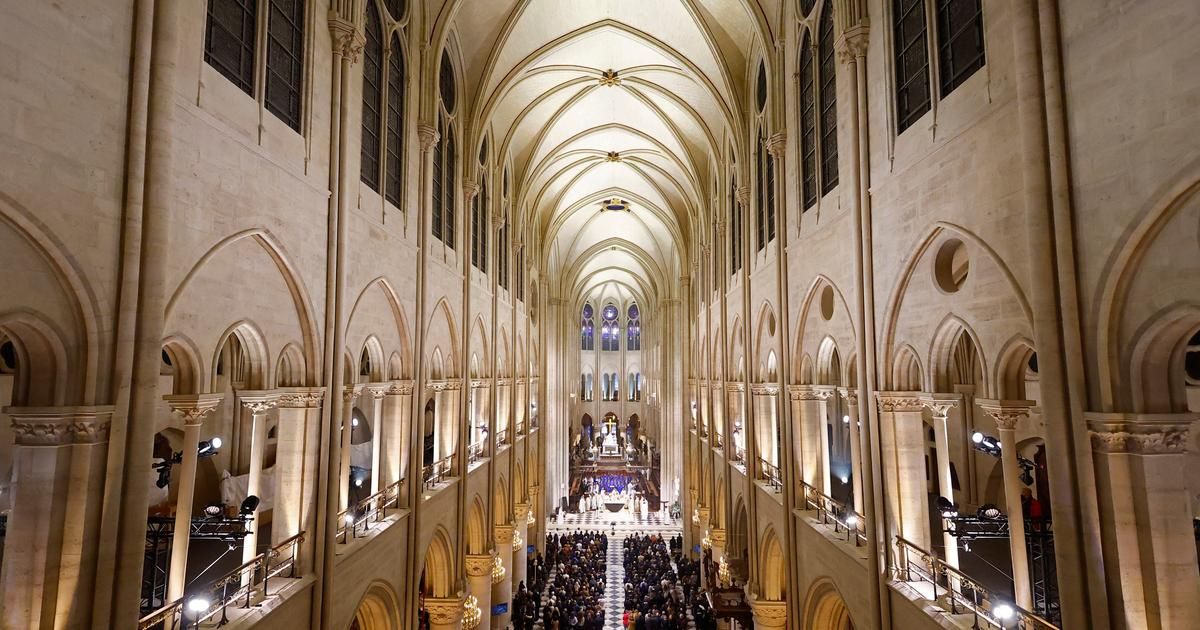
[621,534,691,629]
[535,530,608,629]
[511,552,548,630]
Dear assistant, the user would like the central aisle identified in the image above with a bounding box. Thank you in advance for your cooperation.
[602,532,626,630]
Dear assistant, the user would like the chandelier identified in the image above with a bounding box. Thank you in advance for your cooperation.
[462,595,481,629]
[513,528,523,546]
[717,556,731,588]
[491,554,506,584]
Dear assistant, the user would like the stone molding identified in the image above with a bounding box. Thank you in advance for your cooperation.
[875,392,924,413]
[164,393,225,427]
[239,390,281,415]
[494,524,515,545]
[1086,413,1194,455]
[976,398,1035,431]
[423,597,465,624]
[736,186,750,207]
[276,387,326,409]
[328,16,365,64]
[6,406,115,446]
[418,123,440,152]
[464,554,493,577]
[837,386,858,405]
[835,24,870,63]
[708,528,727,546]
[766,132,787,158]
[364,383,389,400]
[463,182,481,206]
[429,379,463,392]
[725,382,746,394]
[697,506,711,522]
[788,384,827,401]
[496,377,513,386]
[513,502,530,520]
[750,383,780,396]
[470,379,489,390]
[386,380,414,396]
[811,385,837,400]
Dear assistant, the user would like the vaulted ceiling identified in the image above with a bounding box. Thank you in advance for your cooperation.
[440,0,773,307]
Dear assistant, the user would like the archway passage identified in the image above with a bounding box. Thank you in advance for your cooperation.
[349,583,400,630]
[803,580,854,630]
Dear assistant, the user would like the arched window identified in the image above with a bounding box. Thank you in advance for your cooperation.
[729,174,742,274]
[936,0,986,95]
[601,374,610,401]
[432,50,457,247]
[601,304,620,352]
[265,0,305,130]
[755,129,775,249]
[206,0,305,129]
[626,304,641,350]
[894,0,931,132]
[611,373,619,400]
[384,33,405,205]
[360,5,383,190]
[581,303,595,350]
[498,167,510,290]
[384,0,406,20]
[818,3,839,195]
[471,139,489,272]
[798,32,817,210]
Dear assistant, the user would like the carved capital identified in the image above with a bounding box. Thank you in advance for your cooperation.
[164,393,225,427]
[838,387,858,405]
[463,182,481,206]
[788,384,825,401]
[811,385,837,400]
[418,123,440,153]
[1087,413,1194,455]
[835,23,871,63]
[277,387,326,409]
[735,186,751,208]
[513,502,530,520]
[343,384,363,404]
[920,394,960,419]
[976,399,1034,431]
[464,554,493,578]
[766,132,788,158]
[750,383,780,396]
[423,597,465,625]
[365,383,388,400]
[494,524,515,545]
[328,16,365,64]
[725,382,746,394]
[875,392,924,413]
[697,506,711,522]
[387,380,414,395]
[239,391,280,415]
[749,597,788,628]
[5,407,115,446]
[714,219,727,237]
[708,527,727,547]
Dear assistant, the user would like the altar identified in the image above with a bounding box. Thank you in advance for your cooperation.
[600,415,621,456]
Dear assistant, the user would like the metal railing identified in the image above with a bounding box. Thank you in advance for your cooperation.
[467,441,487,465]
[894,537,1059,630]
[337,479,404,542]
[138,532,304,630]
[757,457,783,492]
[497,427,511,446]
[422,454,457,491]
[798,480,867,545]
[732,446,745,463]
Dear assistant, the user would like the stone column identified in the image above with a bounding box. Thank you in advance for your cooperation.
[725,384,743,463]
[339,384,363,510]
[1088,413,1200,629]
[977,399,1035,610]
[814,386,837,493]
[512,503,530,589]
[749,596,787,629]
[274,388,324,569]
[364,384,386,493]
[840,387,865,514]
[787,386,818,495]
[750,384,780,470]
[425,596,466,630]
[876,393,931,552]
[161,394,223,601]
[384,381,413,499]
[491,524,514,628]
[1,406,113,629]
[464,554,494,630]
[923,395,960,569]
[239,391,279,571]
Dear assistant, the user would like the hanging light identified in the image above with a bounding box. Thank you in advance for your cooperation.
[462,595,482,629]
[491,555,506,584]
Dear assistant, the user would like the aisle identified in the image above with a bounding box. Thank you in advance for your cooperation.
[602,532,626,630]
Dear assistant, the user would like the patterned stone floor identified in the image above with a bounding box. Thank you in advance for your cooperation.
[553,508,678,532]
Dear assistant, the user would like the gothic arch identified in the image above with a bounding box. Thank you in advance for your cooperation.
[758,527,786,600]
[421,527,456,598]
[0,311,71,406]
[466,495,487,555]
[349,580,402,630]
[801,578,854,630]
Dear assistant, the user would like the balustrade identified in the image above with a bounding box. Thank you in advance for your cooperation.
[798,480,866,545]
[757,457,783,492]
[337,479,404,542]
[423,453,458,491]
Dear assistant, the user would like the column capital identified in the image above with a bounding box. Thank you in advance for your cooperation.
[748,597,788,628]
[766,132,788,158]
[470,378,489,390]
[276,387,325,409]
[835,24,870,63]
[429,378,462,392]
[342,383,364,403]
[494,524,515,545]
[708,527,727,546]
[386,379,414,395]
[4,406,115,446]
[920,393,960,418]
[725,382,746,394]
[464,553,494,577]
[1086,412,1194,455]
[837,386,858,405]
[365,383,389,400]
[976,399,1035,431]
[697,506,711,522]
[463,181,481,206]
[423,597,466,625]
[735,186,751,208]
[328,15,365,64]
[527,483,540,499]
[163,393,225,427]
[875,391,925,413]
[239,390,281,414]
[787,384,825,401]
[513,502,530,520]
[418,123,440,153]
[811,385,837,400]
[750,383,780,396]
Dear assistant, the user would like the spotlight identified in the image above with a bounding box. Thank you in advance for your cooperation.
[842,415,850,424]
[186,597,210,614]
[971,433,1002,457]
[971,431,984,444]
[936,496,959,518]
[239,495,260,517]
[345,513,356,525]
[976,504,1003,520]
[993,603,1015,621]
[210,436,223,450]
[845,515,858,528]
[197,439,222,458]
[203,503,224,518]
[354,477,364,488]
[154,461,172,489]
[352,417,359,428]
